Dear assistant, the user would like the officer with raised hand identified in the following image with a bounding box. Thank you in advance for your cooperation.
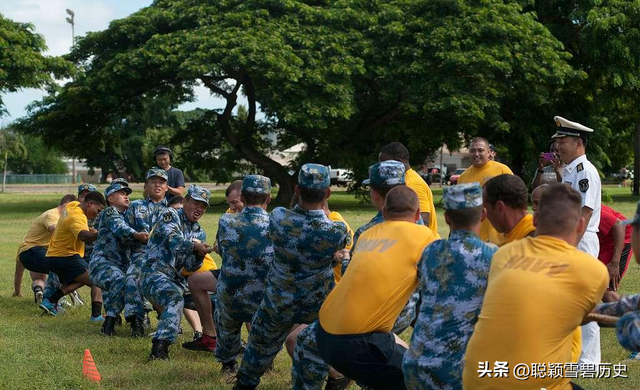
[124,168,169,337]
[141,184,213,360]
[233,164,350,390]
[553,116,602,365]
[89,181,149,336]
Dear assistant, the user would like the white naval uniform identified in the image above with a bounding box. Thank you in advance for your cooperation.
[563,154,602,365]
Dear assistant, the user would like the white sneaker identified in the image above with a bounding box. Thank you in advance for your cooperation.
[70,291,84,306]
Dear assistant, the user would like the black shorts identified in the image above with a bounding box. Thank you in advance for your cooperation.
[19,246,49,274]
[45,254,88,284]
[316,323,407,390]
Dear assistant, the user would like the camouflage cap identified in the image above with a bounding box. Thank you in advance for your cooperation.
[187,184,211,206]
[242,175,271,194]
[362,161,405,187]
[104,182,133,198]
[622,200,640,227]
[77,183,98,194]
[443,182,483,210]
[146,167,168,181]
[111,178,130,186]
[298,163,330,190]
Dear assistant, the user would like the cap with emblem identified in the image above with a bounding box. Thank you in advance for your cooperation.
[111,178,130,186]
[442,182,483,210]
[622,201,640,227]
[77,184,98,195]
[105,182,133,198]
[146,167,168,181]
[552,116,594,139]
[187,184,211,206]
[298,163,330,190]
[362,161,405,187]
[242,175,271,194]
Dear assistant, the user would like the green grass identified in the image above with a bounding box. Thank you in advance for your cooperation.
[0,186,638,389]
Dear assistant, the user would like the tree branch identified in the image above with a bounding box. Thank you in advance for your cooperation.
[243,73,257,130]
[200,76,230,99]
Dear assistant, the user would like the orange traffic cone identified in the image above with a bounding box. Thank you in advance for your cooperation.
[82,349,101,383]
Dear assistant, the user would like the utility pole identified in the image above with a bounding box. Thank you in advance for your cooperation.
[66,9,76,184]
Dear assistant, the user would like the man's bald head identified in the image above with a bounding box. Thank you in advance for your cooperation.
[383,186,420,221]
[535,184,583,237]
[531,184,549,213]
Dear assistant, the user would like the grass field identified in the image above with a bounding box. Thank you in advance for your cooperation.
[0,185,638,389]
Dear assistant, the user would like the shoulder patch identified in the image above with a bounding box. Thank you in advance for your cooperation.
[576,163,584,172]
[106,207,117,216]
[163,211,173,223]
[345,232,353,248]
[579,178,589,193]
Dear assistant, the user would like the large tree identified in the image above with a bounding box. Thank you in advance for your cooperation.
[0,14,71,116]
[17,0,587,203]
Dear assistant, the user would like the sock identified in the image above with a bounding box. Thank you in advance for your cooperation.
[32,285,43,293]
[49,289,64,304]
[91,301,103,318]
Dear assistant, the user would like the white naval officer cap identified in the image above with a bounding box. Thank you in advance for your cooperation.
[551,116,594,139]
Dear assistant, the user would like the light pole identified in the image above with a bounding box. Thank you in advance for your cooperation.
[66,9,76,184]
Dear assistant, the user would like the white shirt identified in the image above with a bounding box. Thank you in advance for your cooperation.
[563,154,601,233]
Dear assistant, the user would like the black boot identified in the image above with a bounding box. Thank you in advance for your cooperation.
[231,382,256,390]
[149,339,170,361]
[101,316,117,336]
[127,315,145,338]
[221,360,237,374]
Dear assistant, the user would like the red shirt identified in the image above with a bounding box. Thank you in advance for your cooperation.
[597,205,633,264]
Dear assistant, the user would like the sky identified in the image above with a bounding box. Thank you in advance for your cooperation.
[0,0,234,124]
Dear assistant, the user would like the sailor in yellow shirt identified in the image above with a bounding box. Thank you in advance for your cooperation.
[379,141,439,238]
[39,192,106,316]
[292,186,436,390]
[458,137,513,243]
[326,207,354,284]
[483,174,535,246]
[463,184,608,390]
[14,194,78,302]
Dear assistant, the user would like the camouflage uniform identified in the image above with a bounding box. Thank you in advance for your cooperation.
[124,169,169,320]
[89,183,137,318]
[214,175,274,364]
[140,185,210,343]
[342,161,420,335]
[403,183,496,390]
[236,164,349,388]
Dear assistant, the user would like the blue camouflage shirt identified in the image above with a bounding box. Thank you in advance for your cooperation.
[141,208,206,285]
[216,206,274,321]
[125,197,168,263]
[403,230,497,390]
[265,205,349,323]
[594,294,640,352]
[90,206,138,270]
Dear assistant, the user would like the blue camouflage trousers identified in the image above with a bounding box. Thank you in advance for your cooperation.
[124,255,145,319]
[141,271,184,343]
[43,272,61,297]
[292,321,329,390]
[214,297,249,364]
[89,260,126,318]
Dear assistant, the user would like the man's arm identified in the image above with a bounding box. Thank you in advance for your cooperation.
[420,212,430,227]
[78,229,98,243]
[166,186,184,197]
[13,258,25,297]
[607,221,625,291]
[531,153,546,188]
[577,206,594,242]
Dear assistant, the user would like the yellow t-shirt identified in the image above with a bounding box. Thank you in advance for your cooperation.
[18,208,60,255]
[182,253,219,277]
[46,201,89,258]
[502,213,535,246]
[462,235,608,390]
[457,160,513,243]
[405,169,439,238]
[328,211,354,283]
[319,221,436,335]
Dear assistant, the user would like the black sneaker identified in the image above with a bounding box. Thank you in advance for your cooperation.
[325,376,351,390]
[101,316,117,336]
[149,339,170,361]
[221,360,237,374]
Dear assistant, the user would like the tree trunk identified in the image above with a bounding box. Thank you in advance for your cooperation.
[2,151,7,193]
[634,120,639,196]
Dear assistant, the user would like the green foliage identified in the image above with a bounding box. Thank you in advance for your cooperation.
[0,14,73,116]
[6,135,67,174]
[0,127,26,171]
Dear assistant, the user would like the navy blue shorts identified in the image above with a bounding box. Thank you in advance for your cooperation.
[19,246,49,274]
[45,254,88,284]
[316,323,407,390]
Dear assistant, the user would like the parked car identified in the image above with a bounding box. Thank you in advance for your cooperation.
[329,168,353,186]
[448,168,466,185]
